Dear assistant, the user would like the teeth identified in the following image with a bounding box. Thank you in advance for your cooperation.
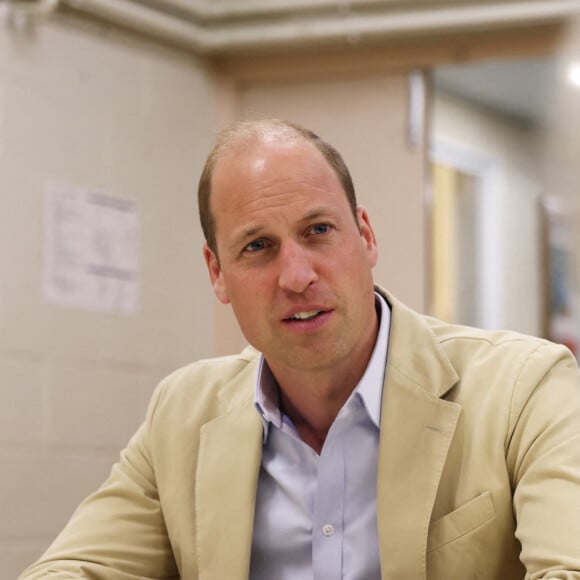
[290,310,320,320]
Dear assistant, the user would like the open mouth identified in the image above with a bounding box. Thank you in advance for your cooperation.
[284,309,330,323]
[287,310,322,321]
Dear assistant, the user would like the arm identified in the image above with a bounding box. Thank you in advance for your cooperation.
[507,344,580,579]
[19,382,179,580]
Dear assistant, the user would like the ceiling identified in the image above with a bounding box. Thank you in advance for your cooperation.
[433,56,559,126]
[11,0,567,125]
[51,0,580,56]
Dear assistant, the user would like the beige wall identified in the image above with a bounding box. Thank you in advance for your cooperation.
[0,15,217,575]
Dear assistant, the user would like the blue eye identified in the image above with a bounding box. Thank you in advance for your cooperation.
[310,223,330,235]
[244,239,268,253]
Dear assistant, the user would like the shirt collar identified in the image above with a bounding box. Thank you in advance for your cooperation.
[354,291,390,428]
[254,292,391,439]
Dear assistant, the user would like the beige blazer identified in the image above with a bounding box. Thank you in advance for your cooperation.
[21,288,580,579]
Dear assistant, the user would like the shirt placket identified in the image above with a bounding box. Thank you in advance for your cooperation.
[312,424,346,580]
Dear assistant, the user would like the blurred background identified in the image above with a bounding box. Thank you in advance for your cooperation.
[1,0,580,574]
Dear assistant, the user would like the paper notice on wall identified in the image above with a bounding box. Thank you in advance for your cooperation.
[43,184,139,314]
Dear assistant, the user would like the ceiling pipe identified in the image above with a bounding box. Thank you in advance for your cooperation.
[136,0,392,21]
[1,0,60,29]
[62,0,208,51]
[60,0,580,55]
[139,0,580,23]
[2,0,61,17]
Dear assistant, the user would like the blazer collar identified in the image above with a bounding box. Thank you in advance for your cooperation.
[376,284,458,398]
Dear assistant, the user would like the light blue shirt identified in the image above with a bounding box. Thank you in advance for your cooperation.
[250,293,391,580]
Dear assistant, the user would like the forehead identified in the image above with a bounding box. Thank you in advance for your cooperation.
[208,137,349,249]
[210,136,343,208]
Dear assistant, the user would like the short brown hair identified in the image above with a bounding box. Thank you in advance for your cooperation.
[198,119,358,255]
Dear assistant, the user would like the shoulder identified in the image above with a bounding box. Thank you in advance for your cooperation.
[161,344,260,391]
[146,345,260,423]
[379,285,578,406]
[426,315,574,378]
[423,316,580,433]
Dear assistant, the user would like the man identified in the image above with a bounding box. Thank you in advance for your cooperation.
[21,120,580,579]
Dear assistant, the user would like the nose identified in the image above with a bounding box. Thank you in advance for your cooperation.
[277,241,318,293]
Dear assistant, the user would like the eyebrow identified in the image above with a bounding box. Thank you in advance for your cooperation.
[302,208,332,222]
[229,225,264,251]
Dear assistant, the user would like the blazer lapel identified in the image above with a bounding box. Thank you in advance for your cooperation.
[376,289,461,580]
[195,382,263,580]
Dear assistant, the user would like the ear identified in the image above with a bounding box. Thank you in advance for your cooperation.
[203,243,230,304]
[356,206,378,268]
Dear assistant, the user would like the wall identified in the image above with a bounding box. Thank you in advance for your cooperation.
[431,91,544,336]
[0,15,217,575]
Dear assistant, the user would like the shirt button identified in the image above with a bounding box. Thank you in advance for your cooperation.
[322,524,334,537]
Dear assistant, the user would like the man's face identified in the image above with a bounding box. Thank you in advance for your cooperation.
[204,136,378,378]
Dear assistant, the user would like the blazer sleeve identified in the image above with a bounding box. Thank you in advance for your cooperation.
[18,379,179,580]
[507,343,580,579]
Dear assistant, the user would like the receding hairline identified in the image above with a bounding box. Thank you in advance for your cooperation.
[198,118,358,256]
[211,119,317,161]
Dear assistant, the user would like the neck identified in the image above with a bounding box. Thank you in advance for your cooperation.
[269,311,379,454]
[277,379,349,454]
